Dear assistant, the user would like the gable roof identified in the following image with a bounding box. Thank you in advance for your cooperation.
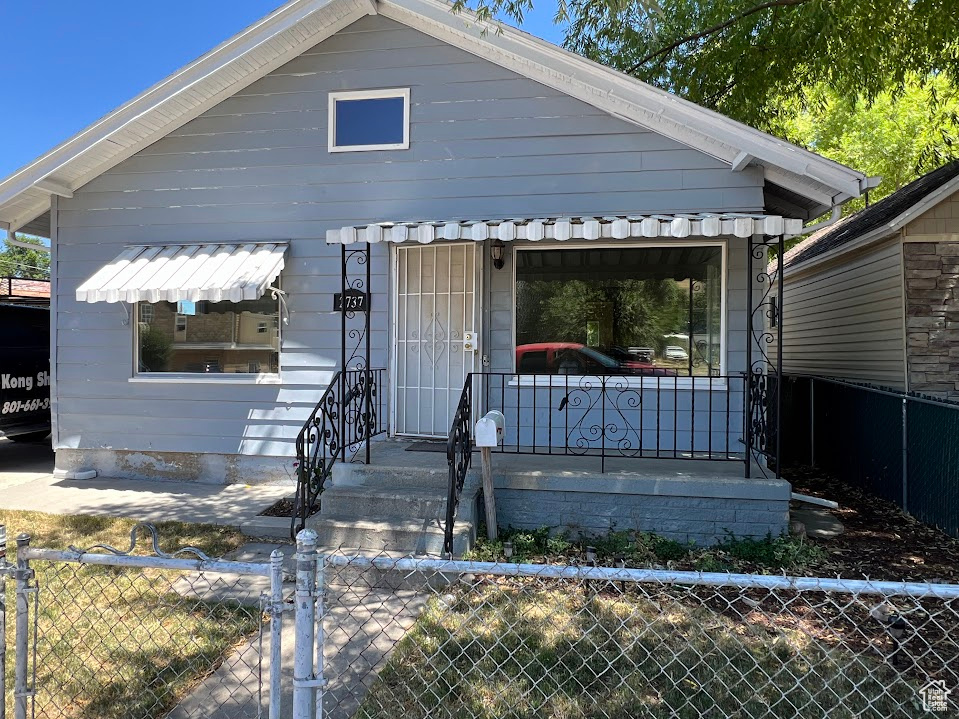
[0,0,869,238]
[783,160,959,272]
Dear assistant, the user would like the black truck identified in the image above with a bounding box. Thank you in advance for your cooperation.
[0,303,51,442]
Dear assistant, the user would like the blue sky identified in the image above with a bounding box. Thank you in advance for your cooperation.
[0,1,565,182]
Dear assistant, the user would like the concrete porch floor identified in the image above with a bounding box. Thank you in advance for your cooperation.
[353,437,766,481]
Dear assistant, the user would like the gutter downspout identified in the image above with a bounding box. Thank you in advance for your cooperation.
[787,175,881,239]
[793,205,842,238]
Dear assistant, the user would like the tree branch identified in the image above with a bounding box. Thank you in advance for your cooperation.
[627,0,812,74]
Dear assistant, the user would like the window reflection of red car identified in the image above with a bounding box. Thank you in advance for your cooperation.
[515,343,677,376]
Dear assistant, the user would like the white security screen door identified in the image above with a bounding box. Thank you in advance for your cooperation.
[393,243,479,437]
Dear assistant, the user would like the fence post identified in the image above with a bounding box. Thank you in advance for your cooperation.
[13,534,32,719]
[901,398,909,514]
[809,378,815,467]
[314,552,326,719]
[268,548,285,719]
[293,529,318,719]
[0,524,8,719]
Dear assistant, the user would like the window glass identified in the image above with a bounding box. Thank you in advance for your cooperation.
[333,96,406,149]
[137,297,279,374]
[515,246,722,376]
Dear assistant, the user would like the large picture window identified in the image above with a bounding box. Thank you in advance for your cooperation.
[515,245,723,376]
[136,297,280,376]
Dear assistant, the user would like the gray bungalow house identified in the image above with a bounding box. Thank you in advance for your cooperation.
[0,0,871,554]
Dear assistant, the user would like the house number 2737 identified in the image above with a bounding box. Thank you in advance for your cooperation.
[333,290,369,312]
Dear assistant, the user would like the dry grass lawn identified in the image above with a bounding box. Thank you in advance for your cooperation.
[1,511,256,719]
[357,579,946,719]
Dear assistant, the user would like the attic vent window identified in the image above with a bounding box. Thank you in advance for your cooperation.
[329,89,410,152]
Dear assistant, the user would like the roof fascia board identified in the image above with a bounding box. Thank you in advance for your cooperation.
[0,0,361,208]
[380,0,864,202]
[784,173,959,277]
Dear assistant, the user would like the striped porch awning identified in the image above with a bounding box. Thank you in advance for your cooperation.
[326,214,804,245]
[75,242,288,304]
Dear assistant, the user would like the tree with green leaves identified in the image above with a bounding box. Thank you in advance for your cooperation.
[782,75,959,212]
[0,233,50,279]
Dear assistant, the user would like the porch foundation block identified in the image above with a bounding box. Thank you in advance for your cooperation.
[490,470,791,545]
[53,448,292,485]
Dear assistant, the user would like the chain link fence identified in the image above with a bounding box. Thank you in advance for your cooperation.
[308,551,959,719]
[781,375,959,538]
[6,526,959,718]
[6,526,285,719]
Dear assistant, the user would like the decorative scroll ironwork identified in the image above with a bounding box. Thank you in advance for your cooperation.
[559,376,644,471]
[69,522,214,561]
[444,372,746,551]
[342,246,371,372]
[293,368,386,539]
[445,377,473,557]
[745,233,785,478]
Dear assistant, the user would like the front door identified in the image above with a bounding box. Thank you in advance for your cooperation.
[392,243,479,437]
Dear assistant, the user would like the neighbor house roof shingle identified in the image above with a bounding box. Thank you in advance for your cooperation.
[783,160,959,270]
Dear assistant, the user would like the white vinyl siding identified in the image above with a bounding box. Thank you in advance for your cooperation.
[775,239,906,388]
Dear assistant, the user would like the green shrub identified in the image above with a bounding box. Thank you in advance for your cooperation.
[468,526,825,574]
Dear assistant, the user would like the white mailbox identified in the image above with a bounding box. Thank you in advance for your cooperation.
[474,410,505,447]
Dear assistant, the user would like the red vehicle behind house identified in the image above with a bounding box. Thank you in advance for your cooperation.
[515,342,676,376]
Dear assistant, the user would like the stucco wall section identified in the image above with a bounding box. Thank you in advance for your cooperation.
[904,241,959,398]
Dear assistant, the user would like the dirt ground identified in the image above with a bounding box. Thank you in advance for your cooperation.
[787,467,959,583]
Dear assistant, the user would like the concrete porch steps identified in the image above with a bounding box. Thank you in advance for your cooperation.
[309,514,474,557]
[322,485,451,519]
[306,461,481,556]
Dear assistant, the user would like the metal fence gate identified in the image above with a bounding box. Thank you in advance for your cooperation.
[2,523,286,719]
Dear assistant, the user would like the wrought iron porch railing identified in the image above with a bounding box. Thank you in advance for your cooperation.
[293,368,386,539]
[444,371,774,555]
[445,378,473,557]
[476,372,747,465]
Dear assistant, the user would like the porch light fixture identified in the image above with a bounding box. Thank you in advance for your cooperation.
[490,239,505,270]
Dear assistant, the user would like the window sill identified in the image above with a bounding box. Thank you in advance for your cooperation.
[129,374,282,385]
[504,375,729,391]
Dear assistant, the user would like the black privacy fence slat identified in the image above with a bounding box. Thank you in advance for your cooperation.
[907,400,959,538]
[780,375,959,539]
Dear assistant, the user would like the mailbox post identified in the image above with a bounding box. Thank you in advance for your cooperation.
[474,411,505,541]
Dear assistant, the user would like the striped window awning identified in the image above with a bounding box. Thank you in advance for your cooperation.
[75,243,288,304]
[326,214,803,245]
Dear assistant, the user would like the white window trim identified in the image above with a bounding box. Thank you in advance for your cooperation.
[328,88,410,153]
[510,240,729,388]
[131,297,283,383]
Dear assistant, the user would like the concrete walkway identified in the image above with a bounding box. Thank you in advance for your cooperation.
[169,542,427,719]
[0,437,292,529]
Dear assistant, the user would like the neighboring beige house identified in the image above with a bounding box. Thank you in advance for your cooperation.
[777,161,959,398]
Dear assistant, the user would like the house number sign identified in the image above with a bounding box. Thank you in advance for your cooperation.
[333,289,370,312]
